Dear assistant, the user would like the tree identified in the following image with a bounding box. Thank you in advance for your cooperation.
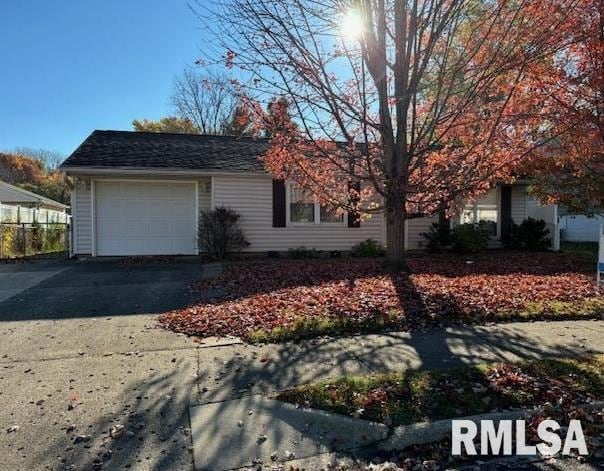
[19,172,71,206]
[201,0,579,263]
[171,69,239,134]
[0,151,71,205]
[521,0,603,213]
[263,97,297,138]
[221,102,260,136]
[0,152,45,185]
[11,147,65,171]
[132,116,199,134]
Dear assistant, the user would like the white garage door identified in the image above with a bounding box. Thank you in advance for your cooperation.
[95,181,197,256]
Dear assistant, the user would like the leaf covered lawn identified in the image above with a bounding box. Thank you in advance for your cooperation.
[159,253,603,341]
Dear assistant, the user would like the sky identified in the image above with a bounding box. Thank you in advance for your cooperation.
[0,1,206,157]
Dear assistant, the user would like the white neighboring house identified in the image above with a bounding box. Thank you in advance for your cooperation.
[0,180,69,224]
[560,214,604,242]
[61,130,560,257]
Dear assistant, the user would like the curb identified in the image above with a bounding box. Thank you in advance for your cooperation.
[379,400,604,452]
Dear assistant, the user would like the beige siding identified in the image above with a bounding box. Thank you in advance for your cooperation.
[198,177,211,212]
[511,184,527,224]
[405,216,439,250]
[73,177,92,255]
[212,175,385,251]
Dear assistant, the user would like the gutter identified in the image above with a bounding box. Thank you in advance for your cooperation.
[60,166,269,178]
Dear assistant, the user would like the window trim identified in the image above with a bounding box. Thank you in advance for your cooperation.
[459,187,501,240]
[285,182,347,227]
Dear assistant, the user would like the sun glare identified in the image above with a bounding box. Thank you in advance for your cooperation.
[341,9,364,40]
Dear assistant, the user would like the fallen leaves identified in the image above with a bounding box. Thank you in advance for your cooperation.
[159,253,602,340]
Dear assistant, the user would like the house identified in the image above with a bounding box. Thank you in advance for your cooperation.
[0,180,69,224]
[560,214,604,242]
[60,130,560,257]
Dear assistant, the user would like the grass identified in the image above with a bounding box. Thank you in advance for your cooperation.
[499,297,604,320]
[246,298,604,343]
[246,310,400,343]
[277,355,604,427]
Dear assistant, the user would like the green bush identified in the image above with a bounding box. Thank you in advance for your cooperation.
[350,238,386,258]
[421,222,454,252]
[43,224,66,252]
[452,223,490,253]
[509,217,551,251]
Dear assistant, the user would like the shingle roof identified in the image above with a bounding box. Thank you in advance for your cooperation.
[0,181,69,209]
[60,130,270,173]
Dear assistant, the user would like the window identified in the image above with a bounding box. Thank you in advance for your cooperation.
[461,189,498,236]
[320,205,344,223]
[290,186,315,223]
[288,184,344,225]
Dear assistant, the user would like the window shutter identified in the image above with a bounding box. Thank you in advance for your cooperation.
[347,181,361,228]
[272,179,286,227]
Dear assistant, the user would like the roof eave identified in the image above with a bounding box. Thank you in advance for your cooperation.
[60,165,269,178]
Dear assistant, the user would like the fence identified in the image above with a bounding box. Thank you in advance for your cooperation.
[0,222,70,259]
[0,204,69,224]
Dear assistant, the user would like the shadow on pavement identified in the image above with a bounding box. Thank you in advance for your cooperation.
[0,259,206,321]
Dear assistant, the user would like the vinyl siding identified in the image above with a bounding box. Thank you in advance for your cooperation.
[73,177,92,255]
[406,216,438,250]
[198,178,211,212]
[71,174,559,255]
[212,175,385,251]
[511,184,527,223]
[560,215,604,242]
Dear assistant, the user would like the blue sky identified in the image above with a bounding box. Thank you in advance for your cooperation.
[0,1,205,157]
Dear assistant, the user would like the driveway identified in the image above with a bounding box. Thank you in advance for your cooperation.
[0,258,223,471]
[0,259,603,470]
[0,258,217,320]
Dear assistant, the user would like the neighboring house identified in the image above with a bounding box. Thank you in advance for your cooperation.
[560,214,604,242]
[60,130,560,257]
[0,180,69,224]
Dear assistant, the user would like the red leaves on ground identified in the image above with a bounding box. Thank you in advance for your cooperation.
[159,253,602,339]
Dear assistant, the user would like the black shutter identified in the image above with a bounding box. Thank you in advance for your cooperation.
[500,185,512,244]
[272,179,286,227]
[347,181,361,228]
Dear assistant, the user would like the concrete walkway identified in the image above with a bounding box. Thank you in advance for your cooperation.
[1,314,603,470]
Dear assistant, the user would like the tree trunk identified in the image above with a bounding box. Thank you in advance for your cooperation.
[385,198,406,267]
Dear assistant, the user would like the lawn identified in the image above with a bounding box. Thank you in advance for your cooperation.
[159,252,603,342]
[276,355,604,427]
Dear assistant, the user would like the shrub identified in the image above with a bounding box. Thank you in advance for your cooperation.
[288,246,319,259]
[43,223,66,252]
[422,223,454,252]
[509,218,551,251]
[0,224,19,258]
[350,238,386,258]
[452,223,490,253]
[199,206,249,260]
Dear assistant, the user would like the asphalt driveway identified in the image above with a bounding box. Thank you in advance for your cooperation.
[0,258,215,320]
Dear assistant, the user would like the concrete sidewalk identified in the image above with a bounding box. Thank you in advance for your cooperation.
[0,318,602,470]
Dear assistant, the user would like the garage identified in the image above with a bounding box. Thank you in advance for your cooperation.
[94,180,198,256]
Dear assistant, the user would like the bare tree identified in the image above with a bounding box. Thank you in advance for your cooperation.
[171,69,239,135]
[11,147,65,171]
[197,0,579,263]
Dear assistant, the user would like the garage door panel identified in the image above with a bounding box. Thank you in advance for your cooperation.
[95,181,197,256]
